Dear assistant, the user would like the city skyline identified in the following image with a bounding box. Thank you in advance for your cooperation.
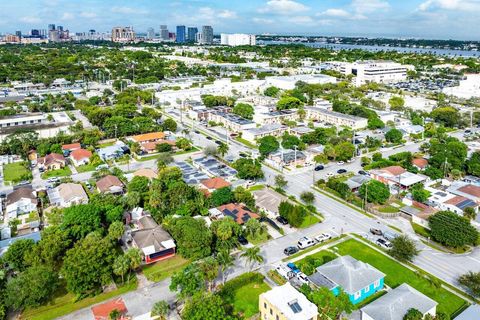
[1,0,480,40]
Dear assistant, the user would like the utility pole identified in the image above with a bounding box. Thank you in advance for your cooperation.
[471,110,474,129]
[422,116,425,140]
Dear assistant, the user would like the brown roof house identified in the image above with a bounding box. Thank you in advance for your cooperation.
[130,215,176,264]
[5,187,37,219]
[129,132,165,144]
[48,183,89,208]
[412,158,428,170]
[91,298,128,320]
[209,203,260,225]
[133,168,157,180]
[70,149,92,166]
[62,143,81,152]
[200,177,231,193]
[96,175,124,194]
[448,182,480,203]
[37,153,66,171]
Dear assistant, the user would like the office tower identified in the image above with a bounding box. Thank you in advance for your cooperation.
[57,25,64,32]
[221,33,256,46]
[187,27,198,42]
[160,25,169,40]
[48,24,55,31]
[15,31,22,38]
[111,27,136,43]
[176,25,186,43]
[200,26,213,44]
[147,27,155,40]
[31,29,40,36]
[49,29,60,42]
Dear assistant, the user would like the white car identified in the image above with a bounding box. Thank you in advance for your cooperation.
[315,233,332,243]
[275,264,295,280]
[337,161,345,165]
[297,272,310,285]
[326,172,334,178]
[297,236,316,249]
[376,238,393,249]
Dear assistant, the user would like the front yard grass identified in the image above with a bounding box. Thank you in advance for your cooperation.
[142,255,189,282]
[247,231,270,246]
[3,162,31,183]
[41,166,72,179]
[75,163,98,173]
[332,238,467,317]
[299,214,320,228]
[22,278,137,320]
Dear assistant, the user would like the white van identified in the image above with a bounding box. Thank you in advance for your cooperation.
[275,264,295,280]
[297,236,316,249]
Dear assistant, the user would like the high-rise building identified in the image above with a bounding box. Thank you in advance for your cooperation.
[49,29,60,42]
[221,33,256,46]
[48,24,55,31]
[176,25,186,43]
[200,26,213,44]
[187,27,198,42]
[111,27,136,43]
[160,25,169,40]
[147,27,155,40]
[15,31,22,38]
[57,25,64,32]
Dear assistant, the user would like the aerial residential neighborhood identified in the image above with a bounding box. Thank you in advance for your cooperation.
[1,1,480,320]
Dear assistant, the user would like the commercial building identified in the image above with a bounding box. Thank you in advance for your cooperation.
[187,27,198,42]
[259,283,318,320]
[146,27,155,40]
[305,106,368,129]
[0,114,46,129]
[176,25,186,43]
[160,25,169,40]
[341,61,414,86]
[199,26,213,44]
[221,33,256,46]
[265,74,337,90]
[111,27,136,43]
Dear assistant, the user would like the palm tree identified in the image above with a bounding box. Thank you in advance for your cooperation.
[244,219,267,240]
[464,207,477,221]
[241,246,264,271]
[151,300,169,320]
[216,250,234,284]
[218,142,229,157]
[113,255,130,284]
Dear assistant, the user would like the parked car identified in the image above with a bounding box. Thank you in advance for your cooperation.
[296,272,310,285]
[326,172,334,178]
[358,170,368,175]
[382,230,399,241]
[96,164,109,171]
[315,233,332,243]
[239,152,247,158]
[194,130,200,134]
[376,238,392,249]
[238,235,248,245]
[206,136,213,140]
[337,169,347,174]
[286,262,301,274]
[275,264,295,280]
[297,236,316,249]
[276,216,289,225]
[215,140,222,145]
[337,161,345,165]
[314,165,324,171]
[370,228,383,236]
[284,246,299,256]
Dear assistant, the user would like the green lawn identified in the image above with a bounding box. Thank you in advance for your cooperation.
[142,255,189,282]
[41,166,72,179]
[235,137,257,149]
[282,235,347,262]
[3,162,31,182]
[75,163,98,173]
[247,231,270,246]
[22,280,137,320]
[247,184,265,192]
[299,214,320,228]
[332,239,467,317]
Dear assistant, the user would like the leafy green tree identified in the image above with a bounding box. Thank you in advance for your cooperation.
[258,136,279,156]
[244,219,267,241]
[162,118,177,132]
[367,117,385,129]
[156,143,173,153]
[411,184,431,203]
[429,211,479,247]
[176,137,192,150]
[232,103,254,119]
[300,285,353,320]
[156,152,174,171]
[151,300,169,319]
[389,96,405,111]
[233,186,256,209]
[279,201,307,227]
[107,221,125,242]
[61,204,103,241]
[274,175,288,189]
[165,217,212,259]
[282,133,303,150]
[264,86,280,97]
[241,246,264,271]
[170,264,205,299]
[403,308,423,320]
[27,226,71,269]
[431,106,461,128]
[210,187,234,207]
[334,141,355,161]
[359,180,390,204]
[211,217,241,252]
[326,179,352,200]
[385,128,403,144]
[61,232,117,295]
[125,248,142,274]
[3,239,35,272]
[182,293,234,320]
[300,191,315,204]
[464,207,477,221]
[466,151,480,177]
[277,96,303,110]
[459,271,480,296]
[5,265,59,309]
[112,255,130,284]
[233,158,264,180]
[216,250,235,284]
[389,235,419,262]
[128,176,150,194]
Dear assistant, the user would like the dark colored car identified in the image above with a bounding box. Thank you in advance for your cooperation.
[206,136,213,140]
[194,130,200,134]
[239,152,247,158]
[215,140,222,145]
[276,216,289,225]
[314,165,324,171]
[358,170,368,175]
[370,228,383,236]
[238,235,248,245]
[337,169,347,174]
[284,246,299,256]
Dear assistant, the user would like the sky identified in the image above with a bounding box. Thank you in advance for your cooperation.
[1,0,480,40]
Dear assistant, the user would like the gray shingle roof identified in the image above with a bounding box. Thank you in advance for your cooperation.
[316,255,385,294]
[361,283,438,320]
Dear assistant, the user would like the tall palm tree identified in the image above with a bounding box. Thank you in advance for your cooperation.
[218,142,229,157]
[216,250,234,284]
[241,246,264,271]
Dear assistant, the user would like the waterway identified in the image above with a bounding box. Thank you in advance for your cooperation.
[260,40,480,58]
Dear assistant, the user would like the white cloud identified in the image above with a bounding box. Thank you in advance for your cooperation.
[258,0,309,14]
[80,12,97,19]
[352,0,390,14]
[252,17,275,24]
[287,15,315,25]
[111,6,148,15]
[20,16,42,24]
[218,10,237,19]
[419,0,480,11]
[320,8,351,18]
[60,12,74,21]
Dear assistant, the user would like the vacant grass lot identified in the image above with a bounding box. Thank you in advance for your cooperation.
[41,166,72,179]
[22,279,137,320]
[3,162,31,182]
[332,239,467,317]
[142,255,189,282]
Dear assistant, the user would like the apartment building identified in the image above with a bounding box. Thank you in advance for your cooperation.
[305,107,368,130]
[341,61,414,86]
[111,27,136,43]
[208,111,256,132]
[243,124,288,142]
[221,33,256,46]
